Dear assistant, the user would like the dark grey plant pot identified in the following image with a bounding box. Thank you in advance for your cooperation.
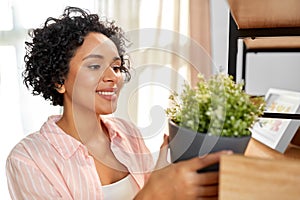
[168,120,251,173]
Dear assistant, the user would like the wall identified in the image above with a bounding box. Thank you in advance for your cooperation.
[210,0,300,96]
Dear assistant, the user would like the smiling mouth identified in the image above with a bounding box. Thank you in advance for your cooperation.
[97,91,116,96]
[97,90,118,101]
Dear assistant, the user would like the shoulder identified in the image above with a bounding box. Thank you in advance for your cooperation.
[6,132,50,173]
[7,132,48,159]
[6,133,73,199]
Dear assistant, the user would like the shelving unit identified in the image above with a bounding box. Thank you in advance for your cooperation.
[220,1,300,198]
[227,0,300,120]
[227,0,300,84]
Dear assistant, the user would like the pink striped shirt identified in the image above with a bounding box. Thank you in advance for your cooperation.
[6,115,154,199]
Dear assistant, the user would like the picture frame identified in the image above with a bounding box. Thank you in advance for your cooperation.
[251,88,300,153]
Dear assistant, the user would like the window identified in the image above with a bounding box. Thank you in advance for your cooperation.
[0,1,96,198]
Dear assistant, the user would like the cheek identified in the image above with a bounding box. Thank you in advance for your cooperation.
[74,70,100,88]
[69,73,99,105]
[118,77,124,87]
[64,70,100,102]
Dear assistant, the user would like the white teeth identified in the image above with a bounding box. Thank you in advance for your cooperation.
[98,91,115,95]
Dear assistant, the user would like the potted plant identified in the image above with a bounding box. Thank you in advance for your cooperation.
[165,73,265,172]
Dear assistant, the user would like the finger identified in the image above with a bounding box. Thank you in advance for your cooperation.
[195,171,219,186]
[196,184,218,197]
[155,134,170,169]
[197,196,218,200]
[185,150,233,171]
[160,134,169,148]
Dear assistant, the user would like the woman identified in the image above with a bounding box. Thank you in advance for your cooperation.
[6,6,231,199]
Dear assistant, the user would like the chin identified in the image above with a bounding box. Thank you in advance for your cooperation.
[95,108,117,115]
[98,111,114,115]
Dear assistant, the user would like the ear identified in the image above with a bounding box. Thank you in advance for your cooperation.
[54,83,66,94]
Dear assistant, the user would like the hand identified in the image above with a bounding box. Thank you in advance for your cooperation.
[135,134,232,200]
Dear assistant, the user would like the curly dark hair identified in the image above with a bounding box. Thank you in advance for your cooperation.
[23,6,131,106]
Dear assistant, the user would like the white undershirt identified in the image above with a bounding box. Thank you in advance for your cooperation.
[102,174,140,200]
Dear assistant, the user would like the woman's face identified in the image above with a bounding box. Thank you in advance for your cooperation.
[62,32,124,115]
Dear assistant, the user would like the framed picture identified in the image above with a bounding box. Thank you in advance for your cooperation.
[251,88,300,153]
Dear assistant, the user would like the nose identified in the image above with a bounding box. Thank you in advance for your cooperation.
[102,66,121,83]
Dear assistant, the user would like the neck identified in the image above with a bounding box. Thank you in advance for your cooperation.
[57,105,108,144]
[56,103,127,173]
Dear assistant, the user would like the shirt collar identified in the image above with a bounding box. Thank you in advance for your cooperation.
[40,115,152,188]
[40,115,85,160]
[39,115,126,160]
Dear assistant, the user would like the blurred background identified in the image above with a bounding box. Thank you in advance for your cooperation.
[1,0,299,198]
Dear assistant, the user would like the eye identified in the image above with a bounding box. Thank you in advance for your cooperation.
[112,65,122,73]
[88,64,101,70]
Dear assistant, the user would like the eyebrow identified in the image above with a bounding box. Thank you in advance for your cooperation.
[82,54,121,62]
[82,54,104,61]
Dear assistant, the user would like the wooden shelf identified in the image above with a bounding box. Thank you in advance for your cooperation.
[219,133,300,198]
[219,154,300,200]
[245,138,300,160]
[227,0,300,29]
[244,36,300,50]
